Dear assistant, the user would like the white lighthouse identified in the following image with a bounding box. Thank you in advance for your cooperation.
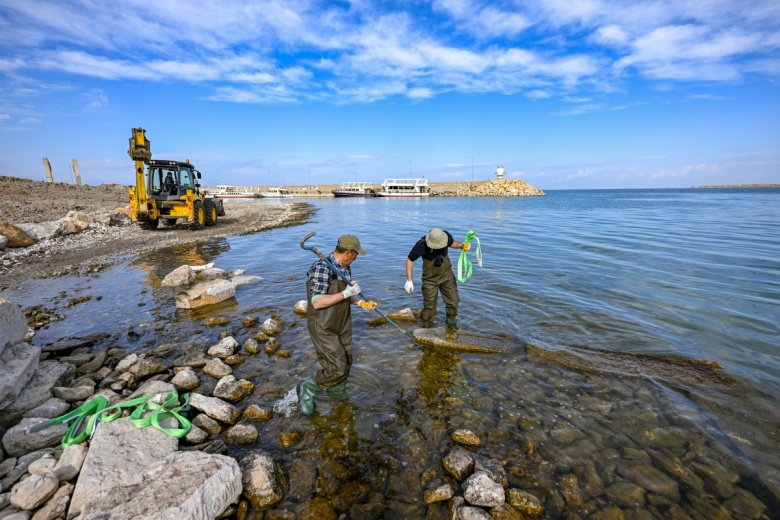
[495,165,506,181]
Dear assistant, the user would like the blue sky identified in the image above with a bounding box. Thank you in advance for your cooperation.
[1,0,779,190]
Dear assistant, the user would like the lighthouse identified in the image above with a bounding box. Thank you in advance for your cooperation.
[495,165,506,181]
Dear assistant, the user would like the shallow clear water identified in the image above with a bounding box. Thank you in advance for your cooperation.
[4,188,780,517]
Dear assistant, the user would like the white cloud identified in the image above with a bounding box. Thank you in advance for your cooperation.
[0,114,11,120]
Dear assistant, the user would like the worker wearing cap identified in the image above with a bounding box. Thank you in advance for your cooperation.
[297,234,376,415]
[405,228,469,330]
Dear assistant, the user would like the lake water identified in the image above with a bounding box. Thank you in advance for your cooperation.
[4,188,780,518]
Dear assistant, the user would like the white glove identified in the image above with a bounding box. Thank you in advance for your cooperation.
[342,282,361,299]
[404,280,414,294]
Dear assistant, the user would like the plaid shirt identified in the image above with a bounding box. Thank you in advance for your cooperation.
[308,253,352,297]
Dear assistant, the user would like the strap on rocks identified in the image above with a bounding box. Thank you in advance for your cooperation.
[457,230,482,283]
[24,392,191,449]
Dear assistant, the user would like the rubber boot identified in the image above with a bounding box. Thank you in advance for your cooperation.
[445,317,458,331]
[325,383,348,401]
[297,376,321,416]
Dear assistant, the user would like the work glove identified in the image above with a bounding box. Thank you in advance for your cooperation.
[404,280,414,294]
[462,242,471,251]
[358,300,377,311]
[342,282,361,299]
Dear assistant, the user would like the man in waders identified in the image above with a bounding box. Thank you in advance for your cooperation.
[405,228,469,330]
[297,234,377,416]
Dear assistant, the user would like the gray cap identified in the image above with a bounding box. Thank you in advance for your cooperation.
[338,234,366,255]
[425,228,447,249]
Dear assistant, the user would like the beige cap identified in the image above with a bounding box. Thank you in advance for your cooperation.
[425,228,447,249]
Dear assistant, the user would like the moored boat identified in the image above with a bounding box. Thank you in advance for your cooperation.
[260,186,293,198]
[332,181,376,197]
[375,178,430,197]
[207,184,261,198]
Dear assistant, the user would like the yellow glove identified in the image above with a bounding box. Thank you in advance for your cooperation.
[463,242,471,251]
[358,300,377,311]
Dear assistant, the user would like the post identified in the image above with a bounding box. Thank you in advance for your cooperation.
[72,158,82,186]
[42,158,54,183]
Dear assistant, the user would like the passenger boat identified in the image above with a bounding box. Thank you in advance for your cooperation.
[208,184,260,198]
[332,182,376,197]
[375,178,430,197]
[260,186,293,198]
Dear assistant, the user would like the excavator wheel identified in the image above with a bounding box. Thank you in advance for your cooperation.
[140,218,159,230]
[204,199,217,226]
[192,200,205,230]
[164,218,178,227]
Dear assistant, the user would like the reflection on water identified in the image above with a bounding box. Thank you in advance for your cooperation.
[3,189,780,517]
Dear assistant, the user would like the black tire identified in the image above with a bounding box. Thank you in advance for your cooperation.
[204,199,217,226]
[164,218,178,227]
[139,218,159,230]
[216,199,226,216]
[191,200,205,230]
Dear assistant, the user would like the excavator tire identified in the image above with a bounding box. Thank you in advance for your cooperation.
[204,199,217,226]
[164,218,178,227]
[192,200,205,230]
[140,218,159,230]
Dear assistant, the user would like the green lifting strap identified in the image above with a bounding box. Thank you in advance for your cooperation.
[24,392,192,449]
[457,230,482,283]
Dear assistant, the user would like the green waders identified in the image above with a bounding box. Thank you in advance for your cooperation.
[299,274,353,415]
[421,255,460,327]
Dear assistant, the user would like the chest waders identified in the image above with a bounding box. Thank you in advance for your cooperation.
[421,255,460,322]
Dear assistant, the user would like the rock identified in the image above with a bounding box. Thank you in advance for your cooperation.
[68,416,179,517]
[0,298,29,352]
[452,429,481,447]
[244,338,260,355]
[605,481,646,508]
[506,489,543,518]
[204,317,229,327]
[128,358,167,378]
[2,419,68,458]
[442,446,475,481]
[126,381,177,401]
[457,505,493,519]
[0,343,40,411]
[264,338,282,356]
[278,432,303,449]
[184,425,209,444]
[0,221,37,247]
[243,405,272,422]
[0,362,75,428]
[293,300,308,316]
[195,267,228,281]
[114,353,139,373]
[423,480,454,503]
[41,333,110,355]
[173,351,210,368]
[52,385,94,402]
[189,393,241,424]
[0,234,6,249]
[52,444,88,482]
[27,455,56,475]
[17,221,66,243]
[62,210,92,233]
[260,318,282,336]
[412,328,509,353]
[171,369,200,390]
[31,481,73,520]
[192,414,222,437]
[617,462,680,502]
[225,424,258,445]
[231,275,262,287]
[175,280,236,309]
[202,358,232,379]
[160,265,195,287]
[239,450,287,510]
[207,336,239,359]
[10,471,59,510]
[213,376,253,402]
[462,471,505,508]
[78,451,241,520]
[241,316,259,327]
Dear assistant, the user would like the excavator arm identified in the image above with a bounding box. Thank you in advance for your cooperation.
[127,128,155,220]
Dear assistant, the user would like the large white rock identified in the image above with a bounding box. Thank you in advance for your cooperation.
[68,416,178,517]
[0,361,75,428]
[1,418,69,458]
[161,265,195,287]
[0,343,41,412]
[0,298,29,352]
[16,220,67,242]
[79,451,241,520]
[175,280,236,309]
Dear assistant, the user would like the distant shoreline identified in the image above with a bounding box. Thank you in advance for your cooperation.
[692,184,780,188]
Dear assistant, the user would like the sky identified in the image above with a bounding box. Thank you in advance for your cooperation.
[1,0,779,190]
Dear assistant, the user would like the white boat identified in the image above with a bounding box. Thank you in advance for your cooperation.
[332,181,376,197]
[208,184,260,198]
[260,186,293,198]
[375,178,430,197]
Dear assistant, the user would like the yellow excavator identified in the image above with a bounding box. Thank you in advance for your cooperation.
[127,127,224,230]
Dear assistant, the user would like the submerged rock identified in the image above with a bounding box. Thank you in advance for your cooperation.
[412,328,509,353]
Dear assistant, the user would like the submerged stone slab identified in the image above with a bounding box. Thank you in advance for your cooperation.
[175,280,236,309]
[412,328,509,354]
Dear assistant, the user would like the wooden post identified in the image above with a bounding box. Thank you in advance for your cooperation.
[72,159,82,186]
[43,158,54,182]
